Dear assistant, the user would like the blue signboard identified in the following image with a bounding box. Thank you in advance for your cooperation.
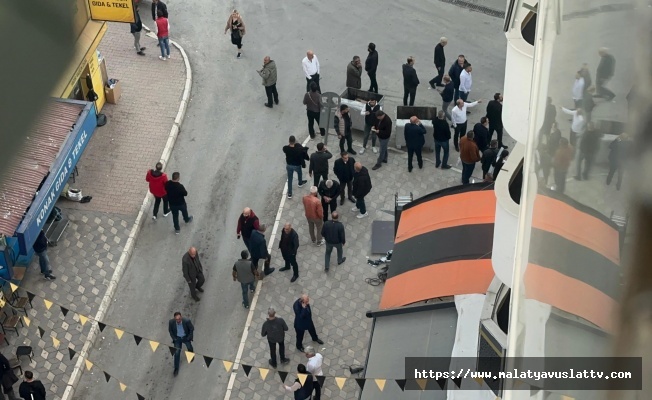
[14,99,97,255]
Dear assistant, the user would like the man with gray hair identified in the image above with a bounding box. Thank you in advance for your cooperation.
[429,37,448,88]
[261,307,289,368]
[318,179,340,222]
[304,346,324,400]
[303,186,324,245]
[346,55,362,89]
[249,224,275,276]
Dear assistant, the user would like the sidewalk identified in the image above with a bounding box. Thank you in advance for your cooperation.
[13,22,187,400]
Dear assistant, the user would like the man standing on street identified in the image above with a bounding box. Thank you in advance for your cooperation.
[321,212,346,271]
[433,110,452,169]
[448,55,469,102]
[352,162,372,218]
[402,57,420,106]
[318,179,340,222]
[279,223,300,282]
[257,56,279,108]
[481,140,499,180]
[303,50,321,92]
[303,186,324,245]
[360,99,381,154]
[32,230,56,280]
[429,37,448,88]
[154,9,170,61]
[130,5,146,56]
[595,47,616,101]
[333,152,356,205]
[182,247,204,301]
[486,93,507,148]
[165,172,193,234]
[261,307,290,368]
[334,105,356,155]
[473,117,490,153]
[293,294,324,352]
[168,312,194,376]
[146,162,169,220]
[309,143,332,187]
[236,207,260,250]
[458,64,473,102]
[152,0,168,21]
[249,224,275,276]
[346,56,362,89]
[365,43,379,93]
[371,110,392,170]
[451,99,482,152]
[404,116,426,172]
[438,75,454,121]
[283,135,308,199]
[19,371,46,400]
[460,131,482,184]
[232,250,258,308]
[304,346,324,400]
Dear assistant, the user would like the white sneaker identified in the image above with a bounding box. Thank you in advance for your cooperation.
[357,212,369,219]
[351,207,359,212]
[159,56,166,61]
[167,54,171,59]
[372,147,378,154]
[359,148,365,154]
[152,216,157,220]
[317,239,325,246]
[163,212,171,217]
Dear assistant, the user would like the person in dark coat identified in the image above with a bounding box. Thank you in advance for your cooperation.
[448,55,469,102]
[232,250,258,308]
[168,312,194,376]
[346,56,362,89]
[333,152,356,205]
[18,371,45,400]
[574,123,601,181]
[404,116,426,172]
[595,47,616,100]
[606,133,629,191]
[293,295,324,352]
[491,150,509,181]
[402,57,420,106]
[130,5,146,56]
[318,180,340,222]
[481,140,499,179]
[486,93,506,148]
[473,117,490,153]
[0,354,18,400]
[182,247,205,301]
[321,212,346,271]
[261,307,290,368]
[433,110,452,168]
[352,162,372,218]
[278,224,300,282]
[282,364,314,399]
[438,75,455,121]
[429,37,448,88]
[236,207,260,250]
[365,43,379,93]
[165,172,193,234]
[33,230,56,280]
[249,225,275,276]
[334,105,356,155]
[372,111,393,170]
[151,0,168,20]
[309,143,333,187]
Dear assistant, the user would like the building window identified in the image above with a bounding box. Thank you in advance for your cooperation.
[521,11,537,46]
[509,159,523,204]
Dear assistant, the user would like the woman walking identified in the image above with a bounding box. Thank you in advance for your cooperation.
[303,82,325,139]
[224,10,246,59]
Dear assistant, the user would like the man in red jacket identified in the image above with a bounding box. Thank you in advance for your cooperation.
[146,162,170,220]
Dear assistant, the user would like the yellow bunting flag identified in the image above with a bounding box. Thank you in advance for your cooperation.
[474,377,483,386]
[149,340,159,352]
[416,379,428,390]
[9,283,18,293]
[375,379,386,391]
[44,299,53,310]
[114,328,124,340]
[23,316,31,327]
[259,368,269,380]
[85,359,94,371]
[561,397,575,400]
[222,360,233,372]
[52,337,60,349]
[185,351,195,363]
[297,373,308,386]
[119,382,127,392]
[0,298,5,308]
[335,377,347,389]
[79,315,88,326]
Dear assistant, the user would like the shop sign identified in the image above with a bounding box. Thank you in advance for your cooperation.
[88,0,136,23]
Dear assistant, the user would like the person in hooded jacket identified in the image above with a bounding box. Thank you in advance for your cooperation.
[19,371,46,400]
[146,162,170,220]
[352,162,372,219]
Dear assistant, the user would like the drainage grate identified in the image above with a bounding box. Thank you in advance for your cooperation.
[438,0,506,19]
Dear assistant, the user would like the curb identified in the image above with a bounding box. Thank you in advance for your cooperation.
[61,26,193,400]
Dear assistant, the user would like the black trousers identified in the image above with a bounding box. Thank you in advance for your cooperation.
[453,122,467,150]
[606,163,624,190]
[187,274,205,298]
[322,199,337,221]
[403,85,417,106]
[313,171,327,187]
[265,84,279,105]
[170,203,190,231]
[268,340,286,365]
[488,123,504,146]
[312,380,322,400]
[554,169,567,193]
[307,110,324,137]
[306,73,321,92]
[339,133,353,153]
[153,195,169,217]
[339,181,353,201]
[576,152,594,179]
[407,146,423,170]
[429,65,444,87]
[296,325,319,349]
[282,253,299,277]
[368,71,378,93]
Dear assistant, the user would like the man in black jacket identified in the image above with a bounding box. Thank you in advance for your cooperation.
[433,110,452,168]
[486,93,507,148]
[249,224,275,276]
[429,37,448,88]
[334,105,356,155]
[130,5,146,56]
[318,179,340,222]
[19,371,46,400]
[402,57,420,106]
[360,99,381,154]
[321,212,346,271]
[448,55,469,102]
[333,152,356,205]
[168,312,194,376]
[33,230,56,280]
[261,307,290,368]
[152,0,168,20]
[283,135,309,198]
[165,172,193,234]
[309,143,332,187]
[278,224,300,282]
[365,42,379,93]
[438,75,454,121]
[352,162,372,218]
[404,116,426,172]
[595,47,616,101]
[372,111,392,170]
[473,117,490,153]
[232,250,258,308]
[182,247,204,301]
[481,140,499,179]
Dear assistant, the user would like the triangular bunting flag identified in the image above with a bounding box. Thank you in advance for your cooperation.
[78,314,88,326]
[375,379,386,391]
[335,377,346,389]
[395,379,406,391]
[560,396,574,400]
[119,382,127,392]
[134,335,142,346]
[474,377,483,386]
[203,356,213,368]
[168,346,177,356]
[104,371,111,382]
[297,373,308,386]
[26,291,35,303]
[98,322,106,332]
[9,283,18,293]
[355,378,366,390]
[417,378,429,390]
[44,299,53,310]
[222,360,233,372]
[23,316,31,327]
[60,306,69,317]
[278,371,288,383]
[242,364,252,376]
[149,340,159,352]
[84,359,93,371]
[452,377,462,388]
[317,376,326,387]
[185,351,195,363]
[436,378,446,390]
[137,394,145,400]
[52,337,60,348]
[38,327,45,338]
[114,328,124,340]
[68,347,76,360]
[259,367,269,380]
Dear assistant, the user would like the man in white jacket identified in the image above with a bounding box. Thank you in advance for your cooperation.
[458,64,473,102]
[304,346,324,400]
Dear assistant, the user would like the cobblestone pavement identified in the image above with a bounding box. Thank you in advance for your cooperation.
[5,22,186,400]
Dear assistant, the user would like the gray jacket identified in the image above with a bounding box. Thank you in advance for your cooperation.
[258,60,278,86]
[261,317,288,343]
